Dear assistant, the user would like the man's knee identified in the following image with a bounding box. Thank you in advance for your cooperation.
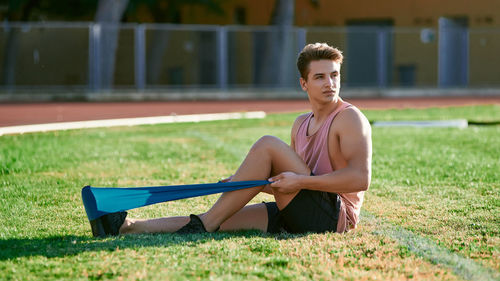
[251,135,284,152]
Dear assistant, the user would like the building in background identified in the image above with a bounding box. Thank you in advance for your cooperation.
[177,0,499,88]
[0,0,499,99]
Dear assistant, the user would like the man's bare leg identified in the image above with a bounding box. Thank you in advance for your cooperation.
[199,136,310,232]
[121,202,267,234]
[120,203,267,234]
[218,203,268,232]
[120,216,189,234]
[120,136,310,234]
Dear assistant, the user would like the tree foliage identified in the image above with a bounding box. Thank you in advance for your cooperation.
[4,0,98,21]
[3,0,225,22]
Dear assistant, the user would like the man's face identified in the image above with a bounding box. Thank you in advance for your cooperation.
[300,60,341,103]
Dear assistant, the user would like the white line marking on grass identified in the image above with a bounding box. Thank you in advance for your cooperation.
[373,119,468,128]
[363,211,498,281]
[0,111,267,136]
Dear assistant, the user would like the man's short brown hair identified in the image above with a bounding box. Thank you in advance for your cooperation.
[296,43,343,80]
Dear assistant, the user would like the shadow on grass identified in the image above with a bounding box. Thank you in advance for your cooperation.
[0,231,307,261]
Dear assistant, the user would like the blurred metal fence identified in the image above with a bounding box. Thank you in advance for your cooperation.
[1,21,499,96]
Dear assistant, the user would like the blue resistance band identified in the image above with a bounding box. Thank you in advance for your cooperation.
[82,180,270,221]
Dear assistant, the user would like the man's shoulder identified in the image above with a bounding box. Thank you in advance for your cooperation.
[291,113,310,139]
[294,112,310,125]
[333,105,371,132]
[338,105,367,120]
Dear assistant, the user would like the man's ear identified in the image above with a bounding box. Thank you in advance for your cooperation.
[299,77,307,91]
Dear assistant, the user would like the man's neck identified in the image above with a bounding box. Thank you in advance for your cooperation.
[310,96,343,121]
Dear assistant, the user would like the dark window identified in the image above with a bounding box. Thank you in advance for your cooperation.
[234,7,246,25]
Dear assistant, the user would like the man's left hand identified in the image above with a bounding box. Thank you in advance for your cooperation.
[268,172,305,194]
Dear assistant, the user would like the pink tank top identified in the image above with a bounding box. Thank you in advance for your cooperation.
[294,102,364,233]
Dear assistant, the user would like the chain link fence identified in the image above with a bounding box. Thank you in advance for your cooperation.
[1,22,499,98]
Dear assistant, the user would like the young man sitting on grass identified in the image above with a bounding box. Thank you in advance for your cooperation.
[96,42,372,235]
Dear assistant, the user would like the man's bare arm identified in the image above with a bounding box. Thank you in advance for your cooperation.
[270,108,371,194]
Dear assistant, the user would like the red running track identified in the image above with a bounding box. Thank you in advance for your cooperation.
[1,97,499,127]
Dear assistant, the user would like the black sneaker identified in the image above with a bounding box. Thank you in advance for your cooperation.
[176,214,217,234]
[89,211,128,238]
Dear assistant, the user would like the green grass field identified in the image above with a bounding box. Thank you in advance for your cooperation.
[0,105,498,280]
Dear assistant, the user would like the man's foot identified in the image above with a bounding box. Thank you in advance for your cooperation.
[176,214,219,234]
[89,211,128,237]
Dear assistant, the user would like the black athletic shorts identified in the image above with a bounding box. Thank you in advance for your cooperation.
[264,189,341,234]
